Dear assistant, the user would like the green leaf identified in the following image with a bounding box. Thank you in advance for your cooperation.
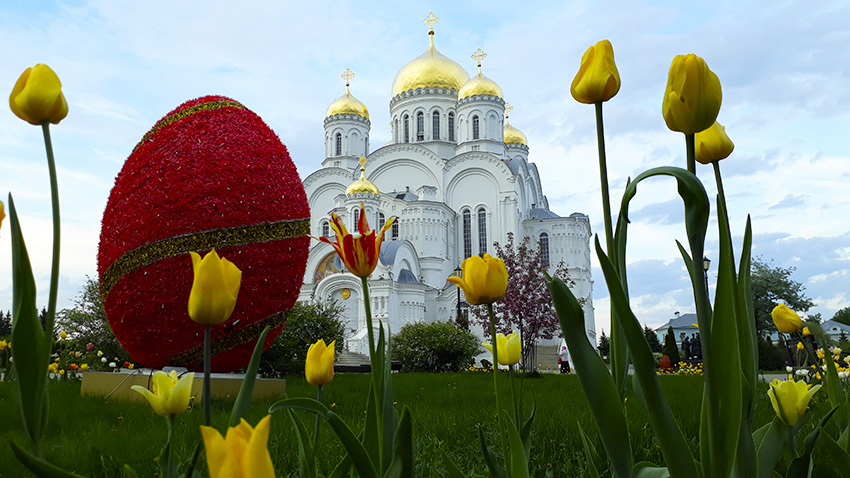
[594,239,698,478]
[822,345,846,428]
[737,216,758,419]
[545,271,632,478]
[379,324,399,474]
[327,453,353,478]
[632,462,670,478]
[10,440,87,477]
[520,404,535,459]
[786,406,838,478]
[383,406,413,478]
[754,419,786,478]
[576,423,600,478]
[122,465,139,478]
[363,380,381,472]
[478,427,506,478]
[505,411,529,478]
[8,195,50,450]
[287,409,317,478]
[441,453,468,478]
[181,441,202,478]
[229,325,271,427]
[818,432,850,478]
[269,398,379,478]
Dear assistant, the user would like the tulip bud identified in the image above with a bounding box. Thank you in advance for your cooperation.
[483,331,521,366]
[9,64,69,125]
[694,121,734,164]
[188,249,242,325]
[802,327,811,336]
[570,40,621,104]
[201,415,275,478]
[662,54,722,134]
[767,379,821,426]
[131,370,194,416]
[772,303,802,334]
[305,339,335,386]
[446,254,508,305]
[0,201,5,235]
[796,342,804,351]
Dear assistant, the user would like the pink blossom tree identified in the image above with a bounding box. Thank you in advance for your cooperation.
[470,232,575,370]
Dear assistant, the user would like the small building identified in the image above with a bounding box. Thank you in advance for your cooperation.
[655,312,699,347]
[821,320,850,342]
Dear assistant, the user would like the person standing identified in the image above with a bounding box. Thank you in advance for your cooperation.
[558,338,571,373]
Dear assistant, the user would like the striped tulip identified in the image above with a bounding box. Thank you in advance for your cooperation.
[319,203,395,278]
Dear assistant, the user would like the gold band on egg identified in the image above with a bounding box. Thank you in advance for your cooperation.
[168,309,291,367]
[101,217,310,297]
[133,100,247,152]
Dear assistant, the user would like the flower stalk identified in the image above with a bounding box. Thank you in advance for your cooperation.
[204,324,211,427]
[42,122,60,339]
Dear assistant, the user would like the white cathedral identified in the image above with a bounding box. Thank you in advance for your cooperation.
[298,15,595,355]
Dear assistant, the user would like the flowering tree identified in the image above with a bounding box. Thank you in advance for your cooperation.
[470,232,575,370]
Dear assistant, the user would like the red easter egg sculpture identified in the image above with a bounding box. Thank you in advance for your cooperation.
[98,96,310,372]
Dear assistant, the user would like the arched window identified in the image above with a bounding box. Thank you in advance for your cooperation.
[379,212,386,230]
[448,112,455,142]
[394,118,399,142]
[392,221,399,240]
[472,115,480,140]
[403,115,410,143]
[540,232,550,267]
[353,208,360,229]
[321,220,330,238]
[416,112,424,141]
[432,111,440,140]
[462,209,472,258]
[335,133,342,156]
[477,207,487,255]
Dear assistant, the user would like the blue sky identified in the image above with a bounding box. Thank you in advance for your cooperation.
[1,0,848,339]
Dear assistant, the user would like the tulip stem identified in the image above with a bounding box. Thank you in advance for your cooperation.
[509,365,520,430]
[204,324,211,427]
[313,385,323,453]
[41,122,60,338]
[487,303,507,461]
[686,133,696,174]
[594,102,615,256]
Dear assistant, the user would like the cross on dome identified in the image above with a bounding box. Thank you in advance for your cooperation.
[341,68,355,93]
[472,48,487,74]
[505,103,514,118]
[357,155,368,170]
[424,12,439,32]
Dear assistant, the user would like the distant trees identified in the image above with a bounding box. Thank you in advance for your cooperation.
[644,324,663,353]
[832,307,850,326]
[661,326,680,364]
[597,330,610,359]
[751,257,815,335]
[56,277,125,359]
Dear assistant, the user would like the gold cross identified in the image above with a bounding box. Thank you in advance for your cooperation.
[472,48,487,67]
[505,103,514,118]
[341,68,355,87]
[424,12,439,32]
[358,156,368,168]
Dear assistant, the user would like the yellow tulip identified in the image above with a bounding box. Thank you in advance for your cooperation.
[59,331,67,340]
[482,331,521,366]
[802,327,811,336]
[694,121,734,164]
[131,370,194,416]
[796,342,804,352]
[767,378,821,426]
[446,254,508,305]
[188,249,242,325]
[0,340,6,351]
[9,64,69,125]
[772,303,802,334]
[305,339,335,386]
[0,201,5,235]
[662,54,722,134]
[570,40,621,104]
[201,415,275,478]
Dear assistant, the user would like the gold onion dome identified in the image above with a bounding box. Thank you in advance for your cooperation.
[391,13,469,97]
[504,104,528,146]
[459,49,503,100]
[327,68,369,119]
[346,156,380,195]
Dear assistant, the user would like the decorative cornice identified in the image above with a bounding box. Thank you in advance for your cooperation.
[390,87,458,108]
[323,114,371,126]
[457,95,506,107]
[303,167,353,189]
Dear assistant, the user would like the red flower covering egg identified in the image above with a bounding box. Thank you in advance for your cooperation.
[98,96,309,372]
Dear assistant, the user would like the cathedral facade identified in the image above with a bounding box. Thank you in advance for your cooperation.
[298,17,595,354]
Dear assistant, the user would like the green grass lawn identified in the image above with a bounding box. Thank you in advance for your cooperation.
[0,372,840,477]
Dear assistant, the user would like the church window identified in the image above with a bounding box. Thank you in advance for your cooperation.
[472,115,480,140]
[335,133,342,156]
[321,220,330,238]
[353,208,360,228]
[448,112,455,141]
[462,209,472,258]
[416,112,424,141]
[540,232,550,267]
[379,212,385,229]
[432,111,440,140]
[403,115,409,143]
[477,207,487,255]
[394,118,399,142]
[392,220,399,240]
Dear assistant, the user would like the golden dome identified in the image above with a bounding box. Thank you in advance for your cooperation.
[391,32,468,96]
[504,120,528,146]
[326,91,369,119]
[346,157,380,195]
[459,49,502,100]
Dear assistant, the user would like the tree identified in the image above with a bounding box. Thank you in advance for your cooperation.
[56,277,125,359]
[802,315,833,348]
[644,324,663,353]
[751,256,815,335]
[0,311,11,337]
[598,330,610,359]
[469,233,575,371]
[661,326,680,365]
[832,307,850,326]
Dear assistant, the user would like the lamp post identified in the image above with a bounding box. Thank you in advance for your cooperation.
[702,256,711,296]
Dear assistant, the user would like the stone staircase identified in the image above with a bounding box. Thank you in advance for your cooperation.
[530,345,561,373]
[335,350,371,373]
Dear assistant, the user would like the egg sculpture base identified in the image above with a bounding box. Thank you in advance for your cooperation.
[98,96,310,372]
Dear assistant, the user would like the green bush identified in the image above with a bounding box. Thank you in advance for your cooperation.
[757,335,785,371]
[661,326,680,365]
[259,299,346,378]
[391,321,481,373]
